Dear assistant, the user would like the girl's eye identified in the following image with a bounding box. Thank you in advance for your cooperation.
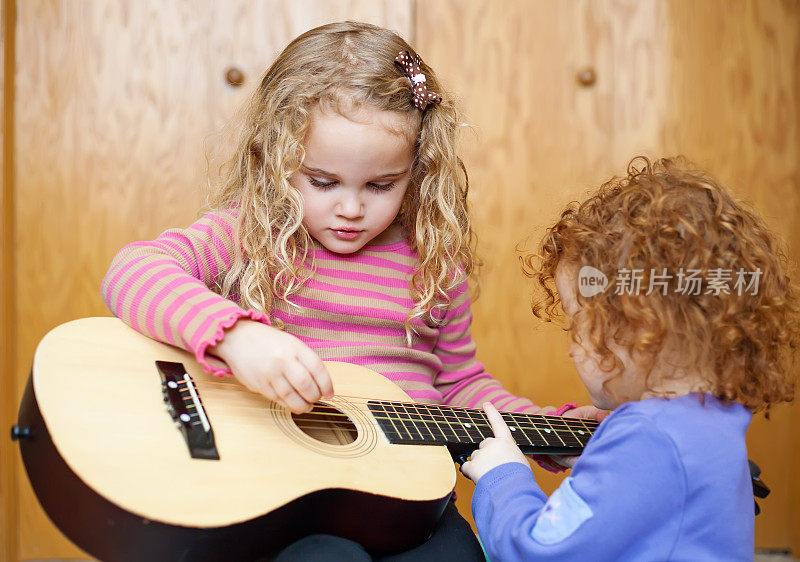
[308,177,337,190]
[368,182,395,193]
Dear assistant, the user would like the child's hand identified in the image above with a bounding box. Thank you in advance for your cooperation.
[539,405,611,469]
[461,402,530,483]
[565,404,611,423]
[209,320,333,414]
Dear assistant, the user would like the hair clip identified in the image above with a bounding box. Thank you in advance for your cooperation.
[394,51,442,111]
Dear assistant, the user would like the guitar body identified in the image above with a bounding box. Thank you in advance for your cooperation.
[16,317,456,561]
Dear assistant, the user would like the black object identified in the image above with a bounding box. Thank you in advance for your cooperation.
[452,450,472,472]
[270,500,485,562]
[10,424,32,441]
[749,460,770,516]
[156,361,219,460]
[369,400,592,456]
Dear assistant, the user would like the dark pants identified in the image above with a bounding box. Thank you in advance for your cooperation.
[270,500,486,561]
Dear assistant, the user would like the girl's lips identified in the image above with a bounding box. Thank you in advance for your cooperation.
[332,229,363,240]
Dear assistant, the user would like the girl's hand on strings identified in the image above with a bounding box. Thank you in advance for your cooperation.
[461,402,530,483]
[536,405,611,470]
[210,319,333,414]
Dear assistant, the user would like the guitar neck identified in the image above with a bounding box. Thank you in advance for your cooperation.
[367,400,598,455]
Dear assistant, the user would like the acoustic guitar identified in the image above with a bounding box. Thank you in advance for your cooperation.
[13,317,596,561]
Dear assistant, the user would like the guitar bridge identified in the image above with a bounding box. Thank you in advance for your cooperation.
[156,361,219,460]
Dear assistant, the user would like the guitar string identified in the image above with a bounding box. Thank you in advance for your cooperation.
[175,379,598,432]
[182,375,580,427]
[198,399,590,435]
[178,393,593,444]
[180,387,596,438]
[195,405,589,446]
[174,377,597,427]
[202,414,590,445]
[175,388,593,444]
[174,391,593,445]
[203,413,377,435]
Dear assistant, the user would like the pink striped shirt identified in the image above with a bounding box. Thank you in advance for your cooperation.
[101,210,539,412]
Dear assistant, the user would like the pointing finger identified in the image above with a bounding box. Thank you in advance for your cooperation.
[483,402,514,440]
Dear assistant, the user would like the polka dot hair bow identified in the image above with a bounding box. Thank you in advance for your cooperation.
[394,50,442,111]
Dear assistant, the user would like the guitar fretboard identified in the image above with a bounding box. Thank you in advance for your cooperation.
[367,400,598,455]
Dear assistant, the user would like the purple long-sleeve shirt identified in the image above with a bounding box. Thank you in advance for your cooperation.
[473,393,754,561]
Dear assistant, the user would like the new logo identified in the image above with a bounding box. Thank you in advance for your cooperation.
[578,266,608,297]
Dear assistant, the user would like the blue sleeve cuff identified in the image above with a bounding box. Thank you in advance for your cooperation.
[472,462,546,517]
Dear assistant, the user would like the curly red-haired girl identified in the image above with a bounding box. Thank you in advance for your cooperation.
[464,156,798,561]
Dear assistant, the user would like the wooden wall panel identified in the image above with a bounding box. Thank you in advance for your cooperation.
[418,0,800,551]
[2,2,18,561]
[13,1,411,558]
[658,1,800,549]
[8,0,799,558]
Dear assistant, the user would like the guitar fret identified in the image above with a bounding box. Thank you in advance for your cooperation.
[421,405,456,441]
[405,403,438,442]
[509,413,583,448]
[545,417,584,448]
[371,403,398,439]
[446,408,472,442]
[540,416,567,446]
[521,424,548,447]
[502,412,536,447]
[442,411,463,442]
[462,409,489,442]
[396,403,426,442]
[513,415,553,446]
[540,415,597,447]
[576,418,594,446]
[417,404,449,442]
[403,404,430,441]
[384,403,413,441]
[439,407,462,442]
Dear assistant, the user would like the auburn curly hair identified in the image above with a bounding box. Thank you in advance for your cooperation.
[522,156,798,412]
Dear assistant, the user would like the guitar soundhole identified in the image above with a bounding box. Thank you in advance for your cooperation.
[291,404,359,446]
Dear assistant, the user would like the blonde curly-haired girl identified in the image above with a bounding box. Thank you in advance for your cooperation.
[103,21,591,560]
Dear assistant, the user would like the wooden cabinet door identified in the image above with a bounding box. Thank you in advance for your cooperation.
[11,2,411,558]
[417,0,800,551]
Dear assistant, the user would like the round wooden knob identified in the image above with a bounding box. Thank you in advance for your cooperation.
[225,67,245,87]
[577,67,597,87]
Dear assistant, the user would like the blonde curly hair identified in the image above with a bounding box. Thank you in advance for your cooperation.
[207,21,477,337]
[523,156,798,412]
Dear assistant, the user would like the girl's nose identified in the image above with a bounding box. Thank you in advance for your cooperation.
[335,194,364,219]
